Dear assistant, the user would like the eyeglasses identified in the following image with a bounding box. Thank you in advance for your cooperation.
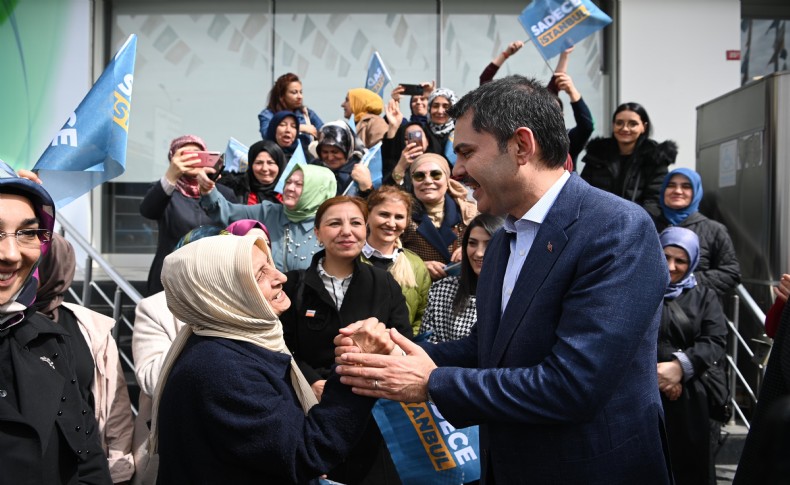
[0,229,52,248]
[412,170,444,183]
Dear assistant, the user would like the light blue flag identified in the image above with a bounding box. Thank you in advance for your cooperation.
[33,34,137,208]
[365,51,392,98]
[224,137,249,172]
[518,0,612,60]
[343,142,382,196]
[274,139,306,194]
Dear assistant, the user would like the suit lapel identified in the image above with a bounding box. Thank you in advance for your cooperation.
[476,228,509,366]
[488,174,587,365]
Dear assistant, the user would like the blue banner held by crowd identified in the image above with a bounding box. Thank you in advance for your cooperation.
[343,142,383,196]
[518,0,612,60]
[274,139,306,194]
[373,399,481,484]
[224,137,249,172]
[33,34,137,209]
[366,51,392,97]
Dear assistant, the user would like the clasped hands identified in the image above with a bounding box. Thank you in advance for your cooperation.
[333,318,437,403]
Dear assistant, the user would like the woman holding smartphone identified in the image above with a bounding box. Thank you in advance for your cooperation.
[140,134,236,296]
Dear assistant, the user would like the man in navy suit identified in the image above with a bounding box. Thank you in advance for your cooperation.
[336,76,672,484]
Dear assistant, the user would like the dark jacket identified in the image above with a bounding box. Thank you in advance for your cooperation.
[139,181,235,296]
[581,137,677,218]
[655,211,741,296]
[281,251,413,384]
[216,170,283,205]
[659,286,728,485]
[156,334,375,485]
[0,313,111,485]
[401,195,466,264]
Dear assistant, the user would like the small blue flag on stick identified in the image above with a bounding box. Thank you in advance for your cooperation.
[366,51,392,97]
[33,34,137,208]
[274,140,306,194]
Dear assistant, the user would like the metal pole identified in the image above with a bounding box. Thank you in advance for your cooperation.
[112,286,123,341]
[728,295,739,426]
[82,256,93,307]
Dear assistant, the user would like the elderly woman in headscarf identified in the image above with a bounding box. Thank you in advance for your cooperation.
[341,88,389,148]
[654,168,741,297]
[312,121,373,196]
[0,161,111,484]
[199,163,336,272]
[151,234,393,484]
[400,153,478,280]
[139,134,236,296]
[35,234,135,483]
[217,140,287,205]
[657,226,728,485]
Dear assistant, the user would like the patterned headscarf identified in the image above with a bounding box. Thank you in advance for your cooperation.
[282,163,337,223]
[660,226,700,300]
[428,88,458,137]
[659,168,703,226]
[168,135,207,199]
[410,153,477,226]
[347,88,384,123]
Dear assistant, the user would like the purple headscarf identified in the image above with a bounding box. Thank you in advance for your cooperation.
[659,226,700,300]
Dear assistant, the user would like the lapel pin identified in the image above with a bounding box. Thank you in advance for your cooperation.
[547,242,553,253]
[40,356,55,370]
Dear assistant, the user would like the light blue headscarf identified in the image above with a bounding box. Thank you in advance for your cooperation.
[659,168,703,225]
[659,226,700,300]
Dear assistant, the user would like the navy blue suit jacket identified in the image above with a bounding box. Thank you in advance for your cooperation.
[423,174,672,484]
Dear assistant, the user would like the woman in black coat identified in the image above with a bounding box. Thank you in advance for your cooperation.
[581,102,677,218]
[654,168,741,296]
[139,134,235,296]
[280,196,412,484]
[658,227,728,485]
[216,140,286,205]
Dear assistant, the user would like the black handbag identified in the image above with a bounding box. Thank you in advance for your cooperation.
[698,359,733,423]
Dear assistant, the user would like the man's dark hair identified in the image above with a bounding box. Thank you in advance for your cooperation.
[448,75,569,169]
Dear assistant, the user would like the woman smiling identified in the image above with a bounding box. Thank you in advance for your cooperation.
[362,186,431,334]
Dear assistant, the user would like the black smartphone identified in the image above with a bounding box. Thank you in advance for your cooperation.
[400,84,424,96]
[207,155,225,181]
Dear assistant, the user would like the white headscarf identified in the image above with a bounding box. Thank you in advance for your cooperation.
[149,234,318,454]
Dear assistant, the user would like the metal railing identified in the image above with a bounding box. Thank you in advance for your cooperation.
[725,284,771,429]
[58,216,142,415]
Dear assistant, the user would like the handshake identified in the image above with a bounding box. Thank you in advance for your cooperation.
[330,318,437,403]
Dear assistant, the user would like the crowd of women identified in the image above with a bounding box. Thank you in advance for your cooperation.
[0,40,755,485]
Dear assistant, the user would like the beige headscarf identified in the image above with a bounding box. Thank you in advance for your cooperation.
[410,153,477,226]
[148,234,318,455]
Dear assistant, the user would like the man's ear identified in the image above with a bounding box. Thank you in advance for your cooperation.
[512,127,537,166]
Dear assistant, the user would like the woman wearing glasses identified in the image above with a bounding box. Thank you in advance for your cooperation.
[400,153,477,280]
[0,161,112,484]
[580,102,677,218]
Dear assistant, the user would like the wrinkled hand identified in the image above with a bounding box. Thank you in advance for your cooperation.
[657,361,683,392]
[503,40,525,58]
[336,328,437,402]
[775,274,790,302]
[553,72,581,102]
[351,163,373,191]
[424,261,448,281]
[311,380,326,402]
[16,169,43,185]
[165,147,201,184]
[334,318,395,359]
